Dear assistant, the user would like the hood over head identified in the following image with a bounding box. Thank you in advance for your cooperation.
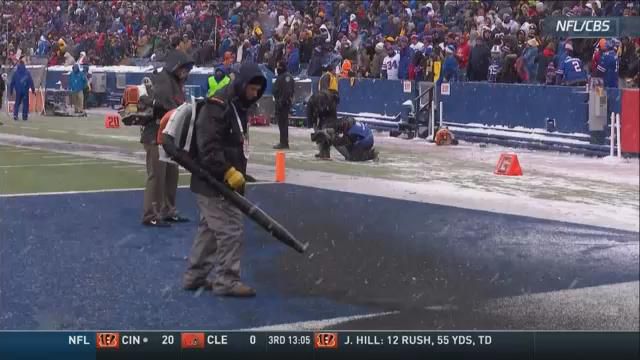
[232,63,266,109]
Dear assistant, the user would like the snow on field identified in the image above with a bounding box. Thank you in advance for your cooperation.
[1,123,638,232]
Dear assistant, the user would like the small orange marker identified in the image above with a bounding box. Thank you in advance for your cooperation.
[494,153,523,176]
[104,113,120,129]
[275,151,286,182]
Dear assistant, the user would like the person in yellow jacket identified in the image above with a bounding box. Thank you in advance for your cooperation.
[207,67,230,98]
[318,63,339,105]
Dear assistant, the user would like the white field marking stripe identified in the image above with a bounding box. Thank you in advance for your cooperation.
[112,164,144,169]
[42,155,74,159]
[19,126,40,130]
[47,129,68,133]
[241,311,400,331]
[0,183,272,198]
[0,161,119,168]
[2,149,36,153]
[65,158,100,162]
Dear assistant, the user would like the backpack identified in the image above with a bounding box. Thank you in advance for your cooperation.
[157,96,205,164]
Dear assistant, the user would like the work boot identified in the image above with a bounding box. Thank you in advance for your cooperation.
[183,278,214,291]
[142,219,171,227]
[273,143,289,150]
[164,215,190,223]
[213,282,257,298]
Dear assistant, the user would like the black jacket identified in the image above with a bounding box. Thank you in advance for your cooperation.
[190,63,266,197]
[307,91,338,130]
[273,70,295,109]
[141,50,194,144]
[468,42,490,81]
[299,38,313,64]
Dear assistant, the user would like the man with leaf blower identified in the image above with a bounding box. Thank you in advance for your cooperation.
[181,62,267,297]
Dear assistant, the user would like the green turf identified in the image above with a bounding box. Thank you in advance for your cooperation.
[1,113,637,212]
[0,146,191,194]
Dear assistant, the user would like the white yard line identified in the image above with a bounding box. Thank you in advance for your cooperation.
[65,158,99,162]
[19,126,40,130]
[2,149,36,153]
[241,311,400,331]
[112,164,144,169]
[0,183,272,198]
[47,129,69,134]
[42,155,74,159]
[0,161,119,169]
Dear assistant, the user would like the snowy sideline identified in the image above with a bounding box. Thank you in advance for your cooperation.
[1,130,638,233]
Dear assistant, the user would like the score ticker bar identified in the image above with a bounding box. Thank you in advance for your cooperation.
[0,331,637,360]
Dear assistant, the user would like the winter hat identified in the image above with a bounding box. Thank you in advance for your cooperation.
[350,13,356,22]
[445,44,455,53]
[375,42,385,51]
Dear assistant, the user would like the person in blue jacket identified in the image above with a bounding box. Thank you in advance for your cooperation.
[287,46,301,76]
[8,61,35,121]
[398,36,413,80]
[557,43,588,86]
[438,44,459,87]
[333,117,379,162]
[69,64,88,114]
[596,40,619,88]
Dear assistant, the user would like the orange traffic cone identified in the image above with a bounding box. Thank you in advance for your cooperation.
[104,113,121,128]
[275,151,286,182]
[494,153,523,176]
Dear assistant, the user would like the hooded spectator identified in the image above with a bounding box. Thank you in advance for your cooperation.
[499,53,520,83]
[523,38,539,83]
[370,42,386,78]
[456,34,471,80]
[536,41,555,84]
[468,36,491,81]
[398,36,413,79]
[439,44,459,86]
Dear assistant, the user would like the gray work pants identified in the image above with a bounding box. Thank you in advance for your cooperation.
[142,144,179,222]
[183,193,243,291]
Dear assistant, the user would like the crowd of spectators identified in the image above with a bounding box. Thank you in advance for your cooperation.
[1,0,639,87]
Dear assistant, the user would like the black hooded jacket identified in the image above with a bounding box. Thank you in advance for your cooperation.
[141,49,195,144]
[190,63,266,197]
[468,41,490,81]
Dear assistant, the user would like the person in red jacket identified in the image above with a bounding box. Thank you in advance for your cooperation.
[591,38,606,74]
[456,34,471,81]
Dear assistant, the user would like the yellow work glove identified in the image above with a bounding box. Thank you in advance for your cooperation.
[224,167,245,191]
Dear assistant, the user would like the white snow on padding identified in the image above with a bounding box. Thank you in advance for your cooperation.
[294,78,312,83]
[339,111,399,120]
[402,100,413,106]
[47,65,223,74]
[354,117,399,126]
[448,126,592,145]
[460,122,591,138]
